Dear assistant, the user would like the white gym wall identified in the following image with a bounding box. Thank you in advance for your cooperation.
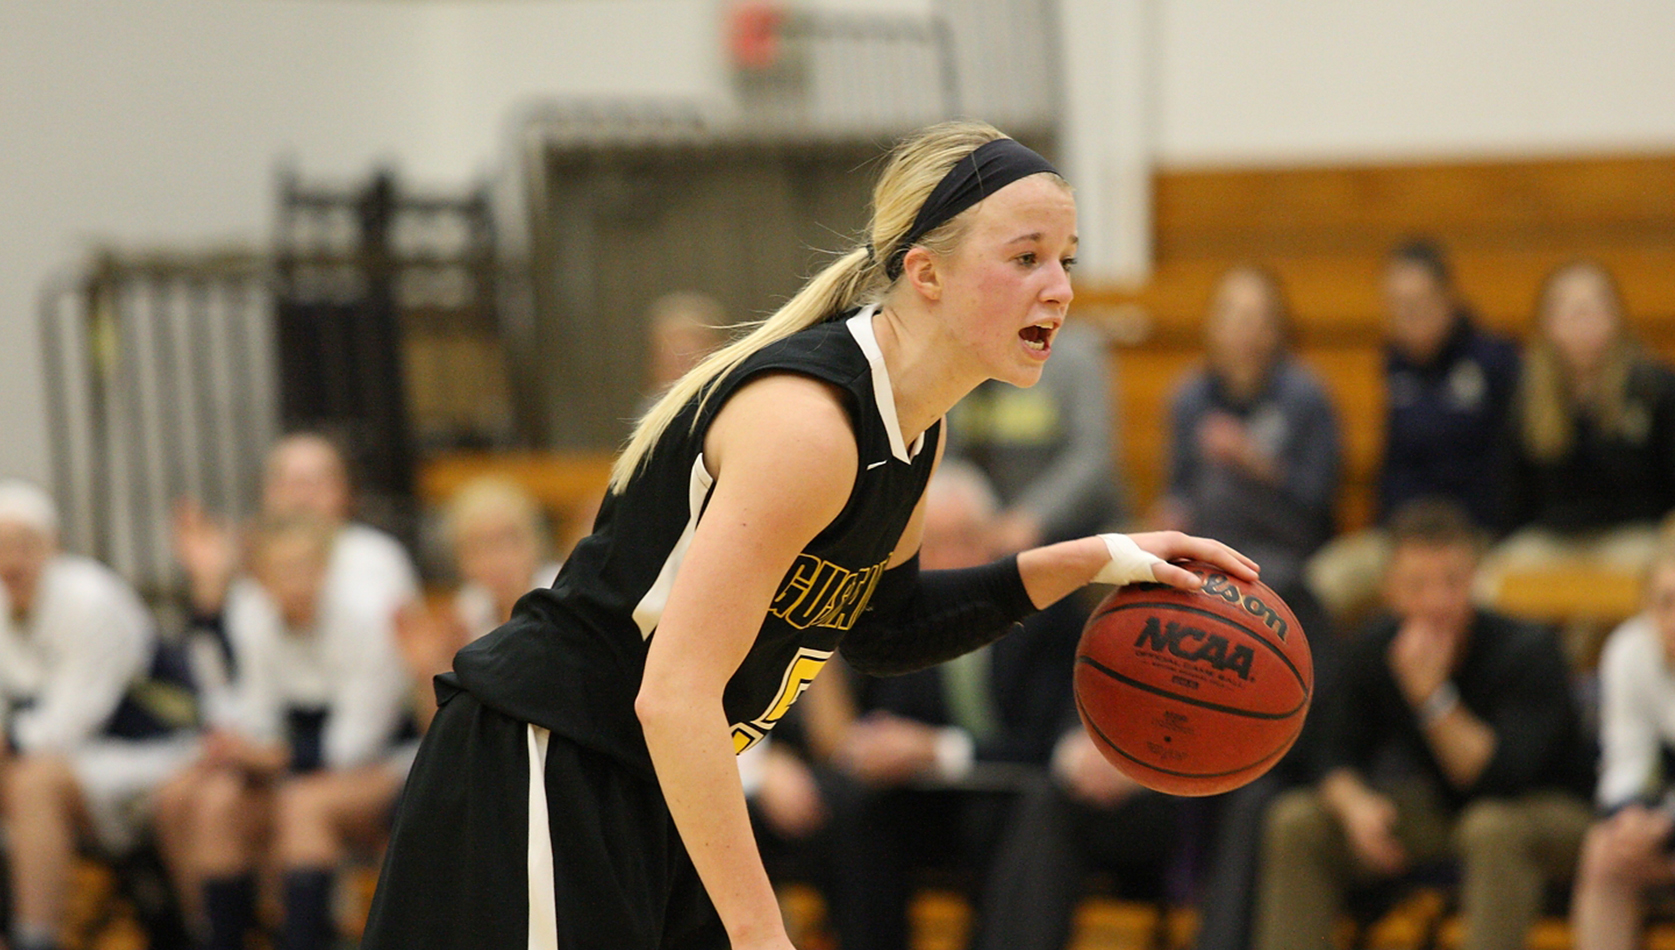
[5,0,1675,489]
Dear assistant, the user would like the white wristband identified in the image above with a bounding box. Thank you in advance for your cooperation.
[1091,533,1164,587]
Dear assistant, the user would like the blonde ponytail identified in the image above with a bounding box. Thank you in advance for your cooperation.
[608,120,1012,492]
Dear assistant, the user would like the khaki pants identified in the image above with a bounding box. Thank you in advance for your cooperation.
[1253,783,1591,950]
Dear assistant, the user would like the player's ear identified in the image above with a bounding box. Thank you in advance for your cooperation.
[901,246,942,302]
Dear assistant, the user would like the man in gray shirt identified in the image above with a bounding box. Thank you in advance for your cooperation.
[945,320,1122,550]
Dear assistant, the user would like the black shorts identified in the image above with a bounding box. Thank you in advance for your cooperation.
[361,682,726,950]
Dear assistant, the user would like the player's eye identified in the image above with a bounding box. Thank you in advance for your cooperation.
[1016,251,1038,267]
[1062,256,1077,273]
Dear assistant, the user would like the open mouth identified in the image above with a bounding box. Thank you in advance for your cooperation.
[1019,322,1057,353]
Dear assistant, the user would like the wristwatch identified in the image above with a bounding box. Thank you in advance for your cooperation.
[1418,681,1460,727]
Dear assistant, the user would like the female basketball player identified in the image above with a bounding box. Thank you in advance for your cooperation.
[362,120,1257,950]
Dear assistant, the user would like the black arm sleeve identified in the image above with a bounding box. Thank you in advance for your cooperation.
[837,554,1040,677]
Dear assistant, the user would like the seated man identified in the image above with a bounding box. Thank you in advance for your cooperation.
[1376,239,1519,530]
[1255,499,1593,950]
[0,479,194,950]
[1571,541,1675,950]
[971,706,1180,950]
[814,462,1102,950]
[945,320,1122,549]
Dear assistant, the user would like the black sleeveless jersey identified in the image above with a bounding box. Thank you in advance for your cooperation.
[451,306,939,778]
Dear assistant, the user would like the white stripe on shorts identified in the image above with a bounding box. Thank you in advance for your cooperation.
[527,725,558,950]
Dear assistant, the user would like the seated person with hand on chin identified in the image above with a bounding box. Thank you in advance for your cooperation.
[1255,499,1593,950]
[393,476,563,732]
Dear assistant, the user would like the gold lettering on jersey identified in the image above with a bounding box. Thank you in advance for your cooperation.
[731,724,764,754]
[769,554,889,631]
[732,646,834,754]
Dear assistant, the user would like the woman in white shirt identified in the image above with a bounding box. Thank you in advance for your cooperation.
[1572,540,1675,950]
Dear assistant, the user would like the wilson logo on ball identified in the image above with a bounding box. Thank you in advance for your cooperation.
[1200,572,1290,641]
[1133,615,1255,680]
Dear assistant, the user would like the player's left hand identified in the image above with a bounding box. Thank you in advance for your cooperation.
[1125,530,1259,589]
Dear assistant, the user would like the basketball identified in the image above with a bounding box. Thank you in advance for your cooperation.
[1074,560,1313,797]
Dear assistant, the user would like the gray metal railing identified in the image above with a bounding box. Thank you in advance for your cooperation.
[39,251,278,598]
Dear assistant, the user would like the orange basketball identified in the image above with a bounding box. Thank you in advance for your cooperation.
[1074,559,1313,796]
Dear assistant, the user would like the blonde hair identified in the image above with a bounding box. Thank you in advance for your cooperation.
[1517,261,1639,463]
[609,120,1037,492]
[443,476,546,555]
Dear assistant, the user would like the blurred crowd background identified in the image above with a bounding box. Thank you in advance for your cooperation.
[6,2,1675,949]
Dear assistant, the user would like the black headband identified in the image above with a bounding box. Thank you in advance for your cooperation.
[885,137,1060,280]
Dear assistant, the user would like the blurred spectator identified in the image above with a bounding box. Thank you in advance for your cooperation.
[1306,239,1519,621]
[445,476,561,636]
[739,731,830,863]
[645,291,728,398]
[154,514,413,950]
[1571,539,1675,950]
[1153,265,1340,597]
[175,431,419,629]
[1480,261,1675,598]
[1379,239,1520,526]
[945,319,1121,550]
[815,461,1086,950]
[972,695,1180,950]
[393,476,560,737]
[1254,499,1593,950]
[0,479,194,950]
